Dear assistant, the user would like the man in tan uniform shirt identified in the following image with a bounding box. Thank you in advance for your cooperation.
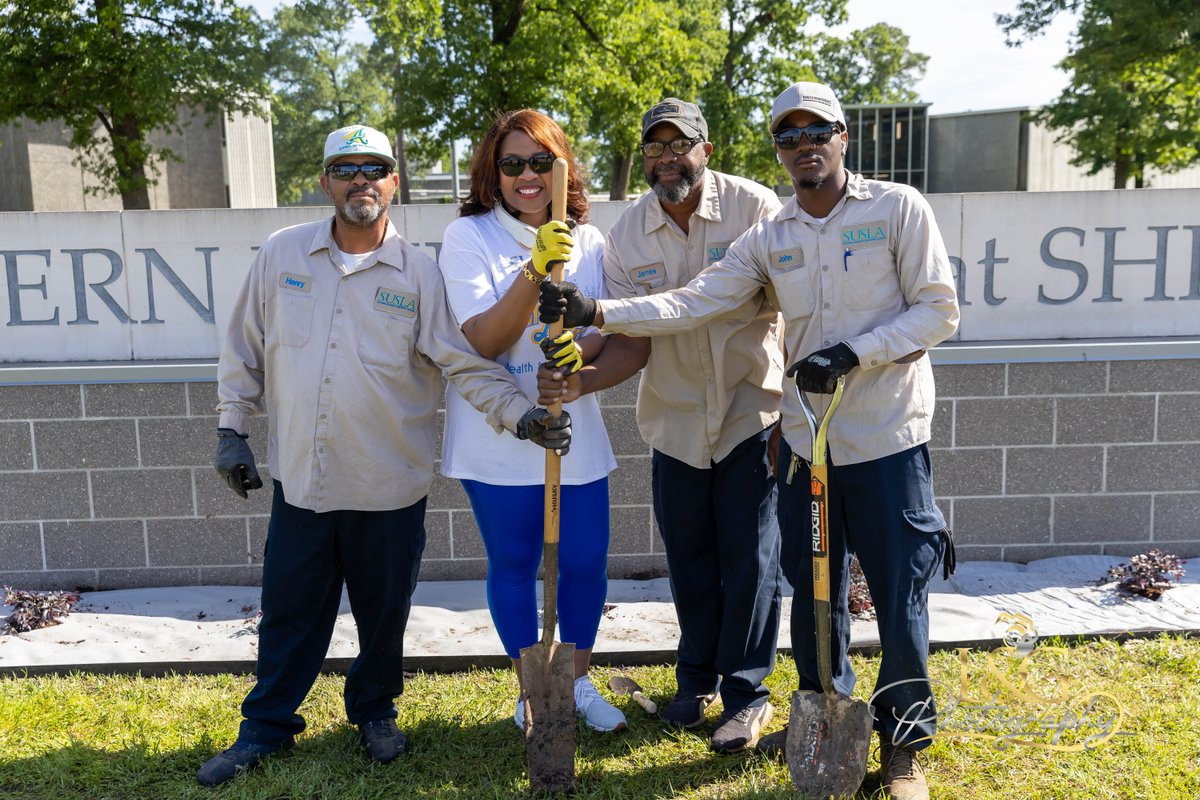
[540,99,785,754]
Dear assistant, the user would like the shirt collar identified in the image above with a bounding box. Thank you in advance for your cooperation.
[493,203,538,250]
[776,169,871,222]
[309,216,407,272]
[643,169,721,235]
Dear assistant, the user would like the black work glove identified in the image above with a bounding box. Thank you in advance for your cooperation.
[214,428,263,498]
[786,342,859,394]
[516,407,573,455]
[538,281,596,328]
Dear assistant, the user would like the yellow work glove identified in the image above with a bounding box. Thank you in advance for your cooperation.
[532,220,574,277]
[539,329,584,375]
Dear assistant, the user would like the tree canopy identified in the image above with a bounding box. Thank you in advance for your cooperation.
[999,0,1200,188]
[0,0,270,209]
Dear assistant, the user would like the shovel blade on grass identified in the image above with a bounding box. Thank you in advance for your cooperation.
[520,639,576,793]
[786,688,873,799]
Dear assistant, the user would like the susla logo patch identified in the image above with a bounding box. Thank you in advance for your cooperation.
[374,287,417,318]
[707,241,731,264]
[840,219,889,251]
[279,273,312,292]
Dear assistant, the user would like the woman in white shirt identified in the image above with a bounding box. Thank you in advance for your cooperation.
[437,109,624,732]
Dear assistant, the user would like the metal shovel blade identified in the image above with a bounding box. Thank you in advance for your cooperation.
[520,637,576,792]
[786,688,873,799]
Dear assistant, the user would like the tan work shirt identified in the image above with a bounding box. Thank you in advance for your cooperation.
[600,171,960,466]
[604,170,785,468]
[217,217,532,512]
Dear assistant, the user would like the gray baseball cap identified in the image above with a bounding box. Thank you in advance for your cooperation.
[641,98,708,141]
[769,81,846,132]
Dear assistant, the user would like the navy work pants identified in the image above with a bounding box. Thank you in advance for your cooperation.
[653,427,782,711]
[239,481,426,745]
[778,440,948,750]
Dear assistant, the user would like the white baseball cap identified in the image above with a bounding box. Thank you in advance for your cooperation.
[323,125,397,168]
[769,82,846,132]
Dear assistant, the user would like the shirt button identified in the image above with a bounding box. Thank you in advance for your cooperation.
[823,302,831,309]
[319,413,327,420]
[324,378,331,384]
[820,227,826,234]
[824,340,832,346]
[336,308,344,314]
[318,446,325,453]
[330,343,337,349]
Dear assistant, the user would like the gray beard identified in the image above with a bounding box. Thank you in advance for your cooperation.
[336,188,386,226]
[650,166,700,205]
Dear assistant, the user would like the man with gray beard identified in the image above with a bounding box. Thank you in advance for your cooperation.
[537,99,785,753]
[199,124,571,785]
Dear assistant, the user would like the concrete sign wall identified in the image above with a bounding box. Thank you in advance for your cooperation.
[3,188,1199,363]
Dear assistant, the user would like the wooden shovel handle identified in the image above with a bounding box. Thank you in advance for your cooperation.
[541,157,569,646]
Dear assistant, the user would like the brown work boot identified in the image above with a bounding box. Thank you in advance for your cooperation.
[879,741,928,800]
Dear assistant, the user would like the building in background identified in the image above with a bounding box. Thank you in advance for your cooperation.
[0,104,275,211]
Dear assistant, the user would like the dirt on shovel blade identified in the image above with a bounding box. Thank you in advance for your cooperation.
[786,688,873,799]
[521,639,576,793]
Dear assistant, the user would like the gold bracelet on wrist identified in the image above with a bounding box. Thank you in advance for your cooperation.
[522,263,546,285]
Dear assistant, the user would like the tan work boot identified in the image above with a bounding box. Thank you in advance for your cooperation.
[879,741,928,800]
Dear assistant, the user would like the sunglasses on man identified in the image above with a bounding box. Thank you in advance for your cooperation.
[639,136,703,158]
[324,162,393,182]
[497,152,556,177]
[772,122,843,150]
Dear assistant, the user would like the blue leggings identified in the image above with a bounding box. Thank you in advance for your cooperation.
[462,478,610,659]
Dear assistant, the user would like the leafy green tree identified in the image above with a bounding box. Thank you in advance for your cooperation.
[266,0,391,204]
[0,0,269,209]
[813,23,929,105]
[999,0,1200,188]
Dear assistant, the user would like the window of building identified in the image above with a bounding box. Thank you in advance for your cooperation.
[843,104,930,191]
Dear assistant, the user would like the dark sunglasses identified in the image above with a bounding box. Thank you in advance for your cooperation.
[772,122,843,150]
[324,162,393,182]
[639,136,702,158]
[497,152,556,177]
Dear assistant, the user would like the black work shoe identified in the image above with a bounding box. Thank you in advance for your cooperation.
[359,718,407,763]
[196,737,294,786]
[660,689,717,729]
[710,701,773,753]
[754,725,787,761]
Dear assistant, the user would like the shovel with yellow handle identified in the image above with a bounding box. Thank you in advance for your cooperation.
[786,375,873,798]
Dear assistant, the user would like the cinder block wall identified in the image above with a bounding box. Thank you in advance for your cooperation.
[1,358,1198,591]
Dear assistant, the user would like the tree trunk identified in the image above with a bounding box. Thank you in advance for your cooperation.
[113,114,151,210]
[1113,152,1130,190]
[395,129,410,205]
[609,150,632,201]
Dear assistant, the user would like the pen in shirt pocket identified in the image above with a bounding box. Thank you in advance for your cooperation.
[843,248,851,271]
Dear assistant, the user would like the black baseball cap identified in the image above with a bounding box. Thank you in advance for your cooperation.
[641,98,708,141]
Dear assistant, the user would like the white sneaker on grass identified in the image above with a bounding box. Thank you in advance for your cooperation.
[574,676,627,732]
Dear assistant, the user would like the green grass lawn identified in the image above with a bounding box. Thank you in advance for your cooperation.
[1,636,1196,799]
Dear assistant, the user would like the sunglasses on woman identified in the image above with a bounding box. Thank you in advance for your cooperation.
[772,122,843,150]
[497,152,556,177]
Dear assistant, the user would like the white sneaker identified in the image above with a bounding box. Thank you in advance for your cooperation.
[574,676,627,732]
[514,696,525,731]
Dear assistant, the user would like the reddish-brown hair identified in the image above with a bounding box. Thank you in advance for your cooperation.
[460,109,590,224]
